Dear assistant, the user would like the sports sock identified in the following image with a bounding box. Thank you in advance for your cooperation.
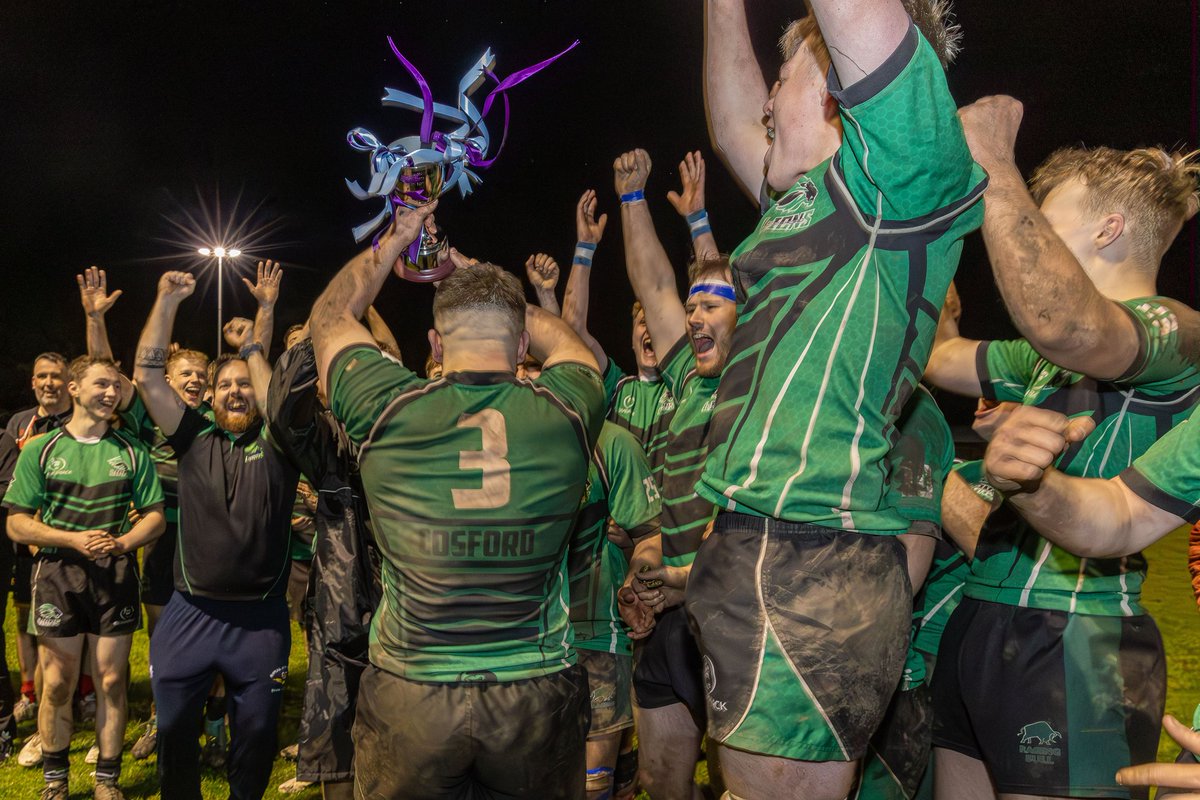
[78,674,95,698]
[95,754,122,784]
[20,681,36,702]
[43,746,69,785]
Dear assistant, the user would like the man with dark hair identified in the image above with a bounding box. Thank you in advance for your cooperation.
[0,350,75,764]
[133,270,296,800]
[5,355,165,800]
[310,203,606,799]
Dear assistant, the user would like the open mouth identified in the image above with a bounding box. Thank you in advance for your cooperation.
[225,397,248,413]
[641,335,655,359]
[766,126,775,141]
[183,385,202,404]
[692,332,715,356]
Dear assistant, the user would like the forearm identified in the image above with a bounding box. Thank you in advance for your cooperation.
[940,471,994,560]
[253,303,276,359]
[86,314,114,360]
[311,232,407,348]
[118,508,166,551]
[692,230,720,264]
[7,514,85,549]
[704,0,769,198]
[133,297,178,385]
[560,247,593,335]
[246,352,272,417]
[525,304,596,370]
[1005,470,1140,557]
[622,203,685,348]
[364,306,402,356]
[982,167,1136,376]
[535,286,562,317]
[808,0,909,86]
[626,533,663,582]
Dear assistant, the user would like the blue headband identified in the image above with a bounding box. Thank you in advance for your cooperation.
[688,281,737,302]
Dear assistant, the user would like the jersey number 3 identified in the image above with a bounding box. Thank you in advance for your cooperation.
[452,409,511,510]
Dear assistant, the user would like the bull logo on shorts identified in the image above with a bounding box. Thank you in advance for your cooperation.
[36,603,64,628]
[1018,721,1062,746]
[702,655,717,695]
[1018,720,1063,765]
[269,666,288,693]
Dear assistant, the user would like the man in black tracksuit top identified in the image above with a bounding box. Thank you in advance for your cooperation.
[133,271,298,800]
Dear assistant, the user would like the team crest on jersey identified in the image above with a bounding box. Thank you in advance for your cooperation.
[45,457,70,477]
[36,603,64,628]
[244,441,264,464]
[107,455,129,477]
[763,177,819,234]
[1017,720,1062,765]
[702,394,717,413]
[659,394,675,414]
[1135,301,1178,338]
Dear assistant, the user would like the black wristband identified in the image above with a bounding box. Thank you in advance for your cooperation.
[238,342,264,359]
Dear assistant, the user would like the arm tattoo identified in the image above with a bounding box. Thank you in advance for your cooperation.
[135,346,167,368]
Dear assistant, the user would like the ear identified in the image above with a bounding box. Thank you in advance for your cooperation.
[1095,212,1125,250]
[67,380,80,399]
[819,84,839,122]
[516,330,531,367]
[427,329,444,364]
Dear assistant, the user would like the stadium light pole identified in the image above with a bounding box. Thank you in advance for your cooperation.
[197,245,242,354]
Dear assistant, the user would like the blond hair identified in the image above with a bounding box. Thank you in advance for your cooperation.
[779,0,961,72]
[1030,146,1200,266]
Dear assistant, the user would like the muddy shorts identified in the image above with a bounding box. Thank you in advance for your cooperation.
[576,648,633,737]
[353,663,590,799]
[931,598,1164,799]
[685,512,911,761]
[632,604,706,724]
[851,684,932,799]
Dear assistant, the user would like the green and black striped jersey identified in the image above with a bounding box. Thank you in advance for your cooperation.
[659,337,721,567]
[696,25,986,534]
[885,386,954,690]
[3,427,163,554]
[602,359,674,485]
[329,346,605,682]
[1123,405,1200,524]
[967,297,1200,616]
[569,422,661,656]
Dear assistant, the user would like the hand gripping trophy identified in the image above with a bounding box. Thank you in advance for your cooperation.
[346,37,578,282]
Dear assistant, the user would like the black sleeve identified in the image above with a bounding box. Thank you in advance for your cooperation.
[0,430,18,503]
[265,340,332,480]
[164,406,208,456]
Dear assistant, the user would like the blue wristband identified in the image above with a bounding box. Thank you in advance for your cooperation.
[686,208,712,239]
[573,241,596,267]
[620,189,645,205]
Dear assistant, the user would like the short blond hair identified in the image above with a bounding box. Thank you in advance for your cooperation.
[1030,146,1200,266]
[779,0,961,71]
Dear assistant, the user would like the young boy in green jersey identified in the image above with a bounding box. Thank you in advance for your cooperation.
[696,0,983,796]
[310,202,607,800]
[924,114,1200,798]
[4,356,165,800]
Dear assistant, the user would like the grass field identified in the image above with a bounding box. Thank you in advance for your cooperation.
[0,528,1196,798]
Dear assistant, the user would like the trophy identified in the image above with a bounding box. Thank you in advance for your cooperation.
[346,37,578,282]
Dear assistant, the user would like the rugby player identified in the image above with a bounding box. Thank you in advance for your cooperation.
[609,149,736,800]
[134,270,297,800]
[309,202,606,799]
[695,0,984,795]
[923,99,1200,799]
[4,355,166,800]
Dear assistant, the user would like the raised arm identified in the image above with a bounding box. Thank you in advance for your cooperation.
[983,405,1181,557]
[704,0,771,201]
[560,189,610,370]
[243,259,282,359]
[525,253,562,317]
[666,151,720,263]
[78,266,136,409]
[614,150,687,353]
[522,303,598,372]
[364,305,402,358]
[310,202,435,389]
[133,272,196,436]
[807,0,910,89]
[959,97,1143,380]
[222,317,271,418]
[77,266,122,361]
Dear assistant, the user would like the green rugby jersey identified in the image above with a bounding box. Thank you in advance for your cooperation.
[329,346,605,682]
[3,427,164,554]
[659,337,721,567]
[696,25,986,534]
[569,422,661,656]
[967,297,1200,616]
[120,395,212,524]
[602,358,674,485]
[1123,405,1200,524]
[886,386,953,690]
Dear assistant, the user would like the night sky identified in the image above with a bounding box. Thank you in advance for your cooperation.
[2,1,1197,429]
